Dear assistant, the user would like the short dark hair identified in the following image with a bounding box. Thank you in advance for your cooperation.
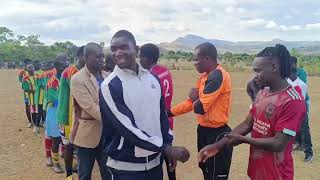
[105,53,113,64]
[23,58,32,64]
[77,46,85,57]
[139,43,160,63]
[256,44,291,79]
[195,42,218,60]
[112,30,136,46]
[84,42,101,58]
[55,54,70,62]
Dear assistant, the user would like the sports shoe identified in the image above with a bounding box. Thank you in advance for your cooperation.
[53,163,64,173]
[27,123,32,128]
[66,175,73,180]
[35,127,40,135]
[304,155,314,163]
[59,151,64,158]
[46,157,53,167]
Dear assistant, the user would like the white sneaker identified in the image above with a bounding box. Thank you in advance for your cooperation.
[33,126,36,132]
[35,127,40,135]
[46,157,53,167]
[27,123,32,128]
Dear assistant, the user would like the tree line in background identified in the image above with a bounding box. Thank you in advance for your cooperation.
[1,27,320,75]
[160,49,320,76]
[0,27,78,63]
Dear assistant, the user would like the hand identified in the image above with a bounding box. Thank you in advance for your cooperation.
[198,143,222,163]
[225,134,248,145]
[165,156,177,172]
[164,146,190,163]
[188,88,199,102]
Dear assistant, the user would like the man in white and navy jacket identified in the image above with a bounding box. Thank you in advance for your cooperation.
[99,30,190,180]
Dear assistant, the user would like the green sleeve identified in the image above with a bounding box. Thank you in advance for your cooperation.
[34,78,42,105]
[57,77,70,124]
[47,87,58,104]
[22,80,29,91]
[19,75,23,82]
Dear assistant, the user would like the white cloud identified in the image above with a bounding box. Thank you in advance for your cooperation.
[0,0,319,44]
[279,25,302,31]
[305,23,320,30]
[225,6,235,13]
[225,6,246,14]
[265,21,278,29]
[239,19,268,29]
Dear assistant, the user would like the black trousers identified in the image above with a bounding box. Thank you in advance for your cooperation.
[38,105,46,123]
[108,165,163,180]
[164,155,176,180]
[197,125,233,180]
[25,104,32,123]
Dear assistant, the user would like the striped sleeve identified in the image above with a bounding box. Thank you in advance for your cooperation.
[100,76,166,152]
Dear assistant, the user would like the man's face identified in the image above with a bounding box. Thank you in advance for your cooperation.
[290,62,297,76]
[55,60,69,74]
[110,37,138,69]
[86,47,105,72]
[104,57,115,72]
[24,62,31,70]
[34,62,41,71]
[139,55,150,70]
[26,64,35,74]
[193,48,208,73]
[40,62,47,71]
[252,57,277,88]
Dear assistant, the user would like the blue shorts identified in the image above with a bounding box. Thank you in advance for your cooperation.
[45,106,61,137]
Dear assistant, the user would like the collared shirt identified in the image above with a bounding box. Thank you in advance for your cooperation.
[171,64,232,128]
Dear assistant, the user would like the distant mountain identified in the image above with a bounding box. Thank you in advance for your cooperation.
[158,35,320,55]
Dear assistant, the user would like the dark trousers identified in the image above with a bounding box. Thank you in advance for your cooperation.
[165,156,176,180]
[108,165,163,180]
[25,104,32,123]
[32,113,39,127]
[75,139,111,180]
[42,110,46,123]
[37,105,45,124]
[197,125,233,180]
[295,113,313,156]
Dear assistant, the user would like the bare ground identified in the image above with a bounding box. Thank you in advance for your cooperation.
[0,70,319,180]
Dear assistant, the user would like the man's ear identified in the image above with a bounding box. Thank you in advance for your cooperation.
[271,62,279,73]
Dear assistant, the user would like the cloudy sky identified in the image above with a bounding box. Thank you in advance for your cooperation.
[1,0,320,45]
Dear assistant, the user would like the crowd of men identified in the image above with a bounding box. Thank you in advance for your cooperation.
[1,61,17,69]
[17,30,312,180]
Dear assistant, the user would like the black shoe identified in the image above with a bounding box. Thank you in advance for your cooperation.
[304,155,314,163]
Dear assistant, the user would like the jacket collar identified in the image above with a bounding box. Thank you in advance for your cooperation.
[83,65,109,92]
[113,63,148,81]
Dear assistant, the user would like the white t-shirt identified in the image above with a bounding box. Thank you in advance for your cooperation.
[287,77,307,99]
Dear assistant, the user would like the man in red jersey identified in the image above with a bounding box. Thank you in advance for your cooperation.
[139,43,175,180]
[198,44,306,180]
